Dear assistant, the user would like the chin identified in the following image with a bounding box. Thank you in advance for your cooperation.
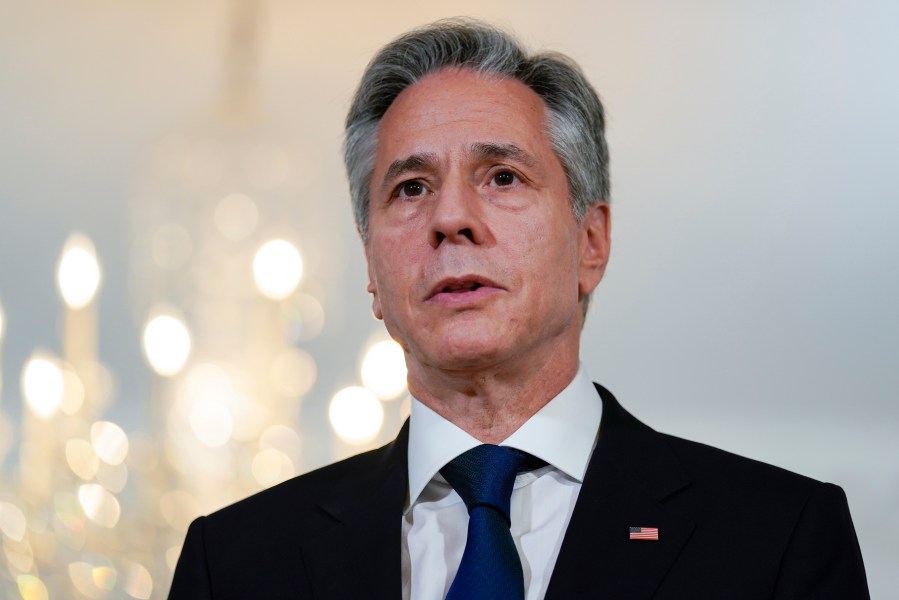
[399,317,520,371]
[423,336,510,372]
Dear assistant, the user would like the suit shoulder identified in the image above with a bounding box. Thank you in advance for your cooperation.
[171,440,406,598]
[648,432,867,596]
[655,431,842,522]
[598,384,832,500]
[660,431,820,489]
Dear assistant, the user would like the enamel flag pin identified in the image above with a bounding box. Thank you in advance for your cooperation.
[629,526,659,541]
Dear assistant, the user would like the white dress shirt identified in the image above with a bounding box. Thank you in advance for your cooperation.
[401,365,602,600]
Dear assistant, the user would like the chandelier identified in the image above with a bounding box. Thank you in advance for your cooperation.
[0,1,408,597]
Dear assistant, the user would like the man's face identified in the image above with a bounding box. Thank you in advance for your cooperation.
[365,68,609,379]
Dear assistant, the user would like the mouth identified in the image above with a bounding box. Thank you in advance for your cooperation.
[427,276,501,301]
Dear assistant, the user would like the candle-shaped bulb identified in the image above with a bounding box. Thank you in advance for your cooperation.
[57,233,102,309]
[21,352,64,418]
[142,308,191,377]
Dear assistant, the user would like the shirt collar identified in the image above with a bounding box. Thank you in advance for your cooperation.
[406,364,602,508]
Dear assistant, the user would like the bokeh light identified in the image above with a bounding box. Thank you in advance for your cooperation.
[65,439,100,481]
[251,448,295,486]
[93,566,117,590]
[142,311,191,377]
[214,192,258,241]
[59,367,85,415]
[361,339,407,400]
[21,353,64,418]
[69,560,116,598]
[189,397,234,448]
[179,363,237,447]
[57,233,102,309]
[328,386,384,445]
[252,239,303,300]
[123,562,153,599]
[77,484,121,528]
[16,574,48,600]
[91,421,129,465]
[0,501,27,541]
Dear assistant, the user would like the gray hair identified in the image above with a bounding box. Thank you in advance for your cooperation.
[344,18,610,316]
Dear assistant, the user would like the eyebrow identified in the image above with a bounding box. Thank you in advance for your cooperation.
[468,142,539,170]
[382,153,440,187]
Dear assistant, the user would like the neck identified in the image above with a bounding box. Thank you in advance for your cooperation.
[407,346,580,444]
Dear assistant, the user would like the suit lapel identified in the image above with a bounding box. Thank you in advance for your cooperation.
[545,385,695,599]
[300,423,409,600]
[297,387,694,599]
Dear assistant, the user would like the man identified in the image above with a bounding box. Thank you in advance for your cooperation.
[170,19,869,599]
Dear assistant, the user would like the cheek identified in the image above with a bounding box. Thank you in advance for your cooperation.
[533,228,582,302]
[370,248,416,316]
[372,259,402,302]
[523,217,580,269]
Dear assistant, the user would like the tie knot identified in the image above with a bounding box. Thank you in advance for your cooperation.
[440,445,545,523]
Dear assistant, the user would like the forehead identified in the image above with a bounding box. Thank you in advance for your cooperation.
[373,68,555,172]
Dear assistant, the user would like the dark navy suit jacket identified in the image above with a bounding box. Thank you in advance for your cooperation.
[169,384,869,599]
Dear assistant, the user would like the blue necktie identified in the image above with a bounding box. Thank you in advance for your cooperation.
[440,444,545,600]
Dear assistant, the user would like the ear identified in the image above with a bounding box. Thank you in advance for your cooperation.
[364,244,384,321]
[578,202,611,297]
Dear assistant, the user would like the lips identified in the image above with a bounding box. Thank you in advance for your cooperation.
[441,281,481,293]
[426,275,501,301]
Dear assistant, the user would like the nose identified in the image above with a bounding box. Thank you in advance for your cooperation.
[429,178,487,248]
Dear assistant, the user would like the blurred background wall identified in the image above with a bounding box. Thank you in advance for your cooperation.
[0,0,896,597]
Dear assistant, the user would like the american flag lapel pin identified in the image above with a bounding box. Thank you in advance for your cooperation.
[629,526,659,541]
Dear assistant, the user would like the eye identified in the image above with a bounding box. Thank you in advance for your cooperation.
[397,180,426,198]
[491,170,518,187]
